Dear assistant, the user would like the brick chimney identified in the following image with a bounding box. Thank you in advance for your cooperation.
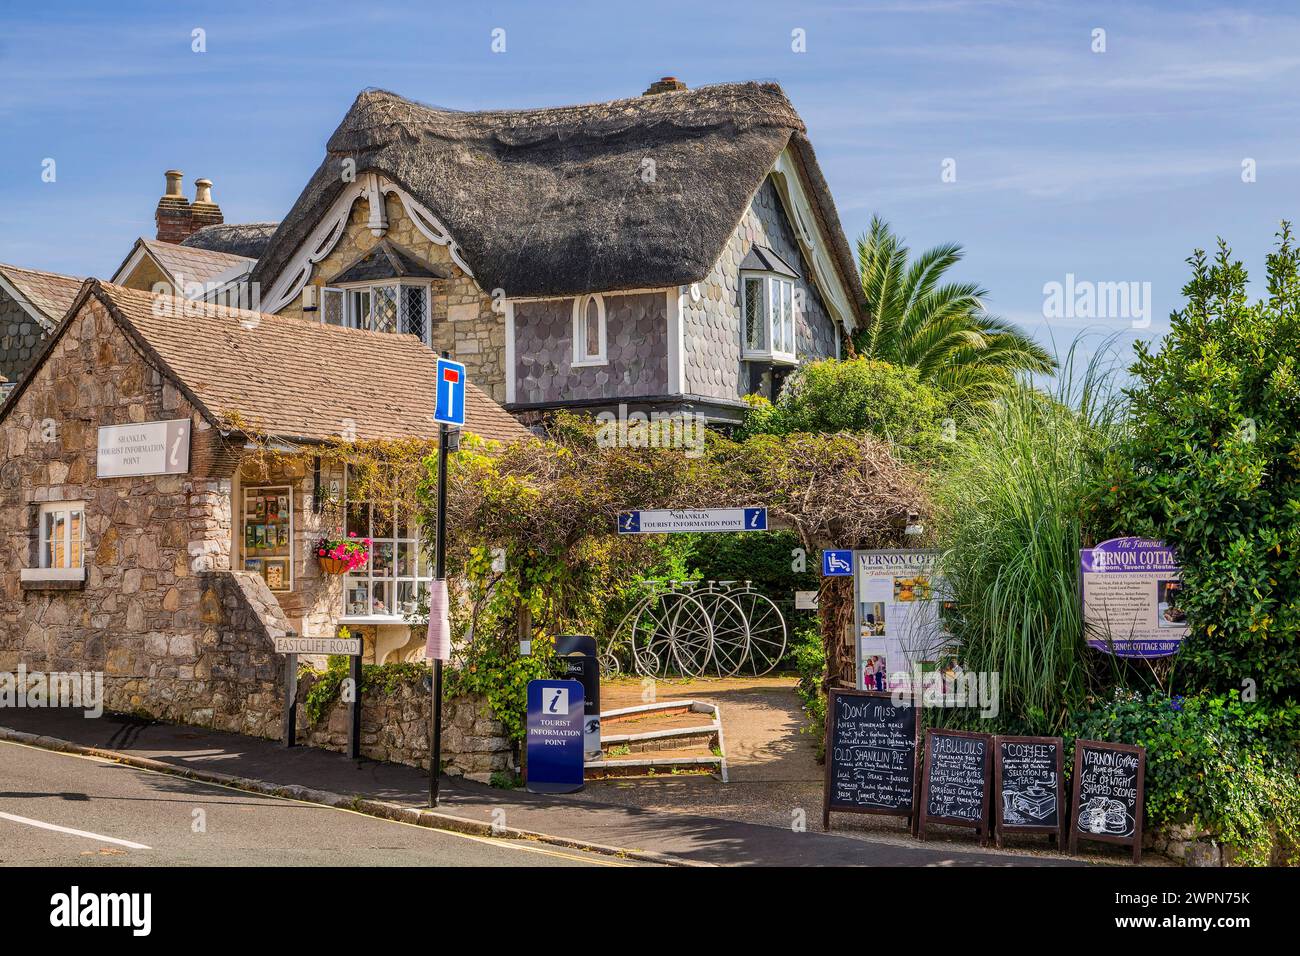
[642,76,687,95]
[190,177,223,232]
[155,170,192,243]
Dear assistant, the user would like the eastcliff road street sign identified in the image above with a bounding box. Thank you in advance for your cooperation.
[274,636,362,655]
[617,507,768,534]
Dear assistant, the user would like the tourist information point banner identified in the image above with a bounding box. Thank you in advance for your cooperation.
[1080,537,1188,658]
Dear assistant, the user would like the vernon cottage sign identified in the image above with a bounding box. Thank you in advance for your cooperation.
[97,419,191,478]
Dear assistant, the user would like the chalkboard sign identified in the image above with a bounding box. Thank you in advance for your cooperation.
[917,729,992,844]
[993,735,1065,848]
[1068,739,1146,863]
[822,689,919,831]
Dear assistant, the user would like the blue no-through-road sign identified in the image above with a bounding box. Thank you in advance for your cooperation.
[434,357,467,427]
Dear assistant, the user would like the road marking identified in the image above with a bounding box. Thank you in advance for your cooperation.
[0,739,632,866]
[0,810,151,850]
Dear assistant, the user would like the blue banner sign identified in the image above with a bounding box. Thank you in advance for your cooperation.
[526,679,586,794]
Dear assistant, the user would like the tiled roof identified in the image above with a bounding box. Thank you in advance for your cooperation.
[0,262,85,327]
[91,281,532,446]
[138,238,255,288]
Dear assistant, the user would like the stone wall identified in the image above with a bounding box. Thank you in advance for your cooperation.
[295,670,513,781]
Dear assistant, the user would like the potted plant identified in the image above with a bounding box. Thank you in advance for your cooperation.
[315,532,371,575]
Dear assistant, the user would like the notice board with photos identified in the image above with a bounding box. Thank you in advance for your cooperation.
[854,549,954,695]
[1080,537,1188,657]
[242,485,293,593]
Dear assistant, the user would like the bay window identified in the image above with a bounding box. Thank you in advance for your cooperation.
[741,273,797,364]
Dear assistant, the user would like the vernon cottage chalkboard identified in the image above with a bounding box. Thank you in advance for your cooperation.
[993,735,1065,848]
[822,689,919,831]
[1069,739,1146,863]
[917,729,992,844]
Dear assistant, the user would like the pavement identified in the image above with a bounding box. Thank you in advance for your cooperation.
[0,705,1080,867]
[0,739,624,867]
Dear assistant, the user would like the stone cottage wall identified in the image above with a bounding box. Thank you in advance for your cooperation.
[295,671,513,781]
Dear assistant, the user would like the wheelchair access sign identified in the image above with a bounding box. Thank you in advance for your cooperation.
[617,507,767,534]
[822,550,854,576]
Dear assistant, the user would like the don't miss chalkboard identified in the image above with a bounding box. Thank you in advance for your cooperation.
[918,729,991,843]
[822,690,918,828]
[1069,739,1146,863]
[993,736,1064,846]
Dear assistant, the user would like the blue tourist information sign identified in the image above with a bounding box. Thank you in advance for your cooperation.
[617,507,767,534]
[525,679,586,794]
[1080,537,1188,658]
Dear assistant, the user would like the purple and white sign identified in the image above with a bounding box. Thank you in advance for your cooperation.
[1080,537,1188,657]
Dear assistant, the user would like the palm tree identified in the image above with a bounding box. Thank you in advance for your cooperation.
[853,215,1055,404]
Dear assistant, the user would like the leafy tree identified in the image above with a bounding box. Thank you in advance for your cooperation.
[853,215,1055,404]
[1111,227,1300,702]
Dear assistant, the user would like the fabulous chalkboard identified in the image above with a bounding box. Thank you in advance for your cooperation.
[917,729,992,844]
[1069,739,1146,863]
[993,735,1065,848]
[822,689,919,830]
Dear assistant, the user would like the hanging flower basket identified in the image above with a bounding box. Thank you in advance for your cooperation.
[314,533,371,575]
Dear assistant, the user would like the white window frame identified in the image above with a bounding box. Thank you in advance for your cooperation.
[320,286,346,327]
[332,280,434,346]
[340,467,432,623]
[38,501,86,570]
[740,272,798,365]
[571,293,608,367]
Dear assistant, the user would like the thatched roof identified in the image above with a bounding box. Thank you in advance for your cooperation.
[182,222,280,259]
[249,82,865,321]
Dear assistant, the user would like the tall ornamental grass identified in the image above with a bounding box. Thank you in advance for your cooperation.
[936,341,1122,731]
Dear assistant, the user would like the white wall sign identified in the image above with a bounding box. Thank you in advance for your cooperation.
[273,636,362,655]
[795,590,820,610]
[618,507,768,534]
[97,419,191,478]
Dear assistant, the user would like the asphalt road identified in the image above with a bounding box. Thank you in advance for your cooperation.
[0,740,632,867]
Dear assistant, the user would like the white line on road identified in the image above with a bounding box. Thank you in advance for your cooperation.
[0,810,151,850]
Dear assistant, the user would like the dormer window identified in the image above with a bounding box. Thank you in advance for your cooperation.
[740,245,800,364]
[572,294,607,366]
[318,239,450,347]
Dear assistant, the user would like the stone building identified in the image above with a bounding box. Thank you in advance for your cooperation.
[0,279,529,731]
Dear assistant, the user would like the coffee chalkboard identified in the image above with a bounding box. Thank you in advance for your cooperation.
[822,689,918,830]
[1068,739,1146,863]
[917,729,992,844]
[993,735,1065,848]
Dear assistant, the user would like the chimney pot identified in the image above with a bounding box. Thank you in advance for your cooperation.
[194,178,214,205]
[164,169,185,198]
[642,76,688,96]
[189,176,223,232]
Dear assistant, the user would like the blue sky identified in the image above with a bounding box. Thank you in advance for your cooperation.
[2,0,1298,376]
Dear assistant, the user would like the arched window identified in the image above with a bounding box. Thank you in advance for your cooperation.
[572,293,607,365]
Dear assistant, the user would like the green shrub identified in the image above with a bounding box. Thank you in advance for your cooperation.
[1112,229,1300,699]
[1071,690,1300,865]
[739,357,951,462]
[791,621,828,758]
